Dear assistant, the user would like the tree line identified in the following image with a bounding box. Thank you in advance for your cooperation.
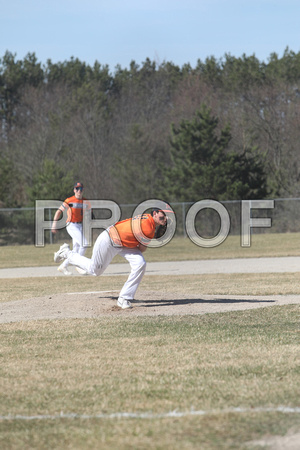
[1,48,300,208]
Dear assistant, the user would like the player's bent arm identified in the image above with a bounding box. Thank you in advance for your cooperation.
[51,210,63,233]
[138,244,147,253]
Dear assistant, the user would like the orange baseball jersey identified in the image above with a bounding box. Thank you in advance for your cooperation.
[59,196,89,223]
[109,214,156,248]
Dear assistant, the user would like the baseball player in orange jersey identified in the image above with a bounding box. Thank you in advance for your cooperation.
[51,182,89,275]
[53,208,168,308]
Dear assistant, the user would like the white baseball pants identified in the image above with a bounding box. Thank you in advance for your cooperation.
[60,222,87,269]
[67,231,146,300]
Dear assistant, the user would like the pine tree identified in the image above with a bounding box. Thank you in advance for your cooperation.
[164,105,268,201]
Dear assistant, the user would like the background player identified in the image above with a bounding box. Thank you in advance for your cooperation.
[51,182,89,275]
[53,208,168,308]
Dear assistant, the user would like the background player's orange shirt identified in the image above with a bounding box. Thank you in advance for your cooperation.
[109,214,156,248]
[59,196,88,223]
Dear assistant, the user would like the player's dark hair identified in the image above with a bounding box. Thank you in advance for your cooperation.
[151,208,166,216]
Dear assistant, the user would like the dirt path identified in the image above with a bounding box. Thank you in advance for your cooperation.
[1,256,300,278]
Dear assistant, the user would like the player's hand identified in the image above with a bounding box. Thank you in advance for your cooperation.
[51,228,58,234]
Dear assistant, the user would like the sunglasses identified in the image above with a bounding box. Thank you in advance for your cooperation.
[75,187,83,191]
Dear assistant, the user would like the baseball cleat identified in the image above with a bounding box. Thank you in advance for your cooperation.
[76,267,88,275]
[117,298,132,309]
[54,243,70,263]
[57,264,72,276]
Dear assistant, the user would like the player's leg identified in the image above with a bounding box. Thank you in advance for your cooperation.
[66,222,88,274]
[58,223,78,273]
[57,260,72,275]
[67,223,88,274]
[118,248,146,305]
[67,231,119,276]
[67,223,87,254]
[56,223,74,275]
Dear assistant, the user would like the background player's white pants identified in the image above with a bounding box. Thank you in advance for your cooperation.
[67,231,146,300]
[60,222,87,269]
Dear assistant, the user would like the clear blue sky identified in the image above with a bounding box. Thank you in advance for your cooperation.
[1,0,300,72]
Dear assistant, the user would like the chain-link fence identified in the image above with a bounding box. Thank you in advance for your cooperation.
[0,198,300,246]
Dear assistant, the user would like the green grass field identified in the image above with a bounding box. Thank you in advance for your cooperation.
[1,232,300,269]
[0,234,300,449]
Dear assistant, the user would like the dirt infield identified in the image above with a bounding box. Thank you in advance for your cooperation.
[1,289,300,323]
[1,256,300,323]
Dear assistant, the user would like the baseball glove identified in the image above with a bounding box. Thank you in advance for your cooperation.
[155,224,167,239]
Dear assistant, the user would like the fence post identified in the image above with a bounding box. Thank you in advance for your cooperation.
[182,202,187,238]
[49,208,53,245]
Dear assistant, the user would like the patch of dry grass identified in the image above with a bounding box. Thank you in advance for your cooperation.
[0,306,299,449]
[0,275,122,303]
[141,272,300,296]
[1,272,300,304]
